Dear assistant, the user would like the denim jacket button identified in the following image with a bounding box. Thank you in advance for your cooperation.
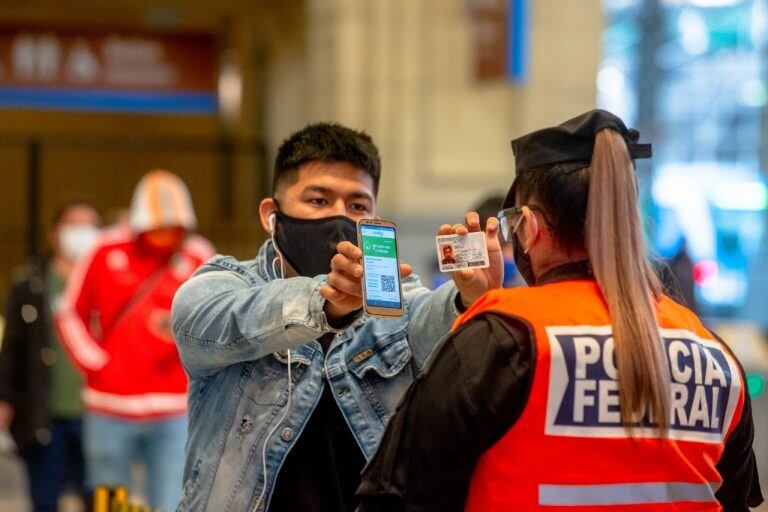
[280,427,294,442]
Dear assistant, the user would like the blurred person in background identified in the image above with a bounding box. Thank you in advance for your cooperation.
[358,110,762,511]
[657,240,699,315]
[55,171,214,512]
[0,199,101,512]
[171,123,503,511]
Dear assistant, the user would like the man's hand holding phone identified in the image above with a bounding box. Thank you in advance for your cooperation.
[321,241,412,321]
[438,211,504,307]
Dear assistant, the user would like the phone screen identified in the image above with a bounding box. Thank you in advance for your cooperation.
[360,224,402,309]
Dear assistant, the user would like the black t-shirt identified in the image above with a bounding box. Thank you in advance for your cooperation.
[357,263,764,512]
[269,333,366,512]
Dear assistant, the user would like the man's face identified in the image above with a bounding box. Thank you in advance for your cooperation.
[139,226,188,254]
[52,204,101,256]
[261,160,376,231]
[443,245,453,259]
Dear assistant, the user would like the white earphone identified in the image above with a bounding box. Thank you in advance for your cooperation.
[267,213,285,279]
[268,213,277,235]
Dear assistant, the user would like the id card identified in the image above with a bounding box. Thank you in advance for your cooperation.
[436,232,489,272]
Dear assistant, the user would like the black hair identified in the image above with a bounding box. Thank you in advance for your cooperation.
[273,122,381,196]
[51,197,101,226]
[510,162,590,254]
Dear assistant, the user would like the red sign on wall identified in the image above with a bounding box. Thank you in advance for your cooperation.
[471,0,529,83]
[472,0,509,80]
[0,27,217,113]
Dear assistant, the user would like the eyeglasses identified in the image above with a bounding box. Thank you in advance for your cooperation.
[497,205,551,242]
[497,206,526,243]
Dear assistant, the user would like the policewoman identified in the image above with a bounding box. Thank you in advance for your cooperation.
[356,110,763,512]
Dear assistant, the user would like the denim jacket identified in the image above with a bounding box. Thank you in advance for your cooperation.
[171,241,461,511]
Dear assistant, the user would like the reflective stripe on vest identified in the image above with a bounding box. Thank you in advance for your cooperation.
[456,281,746,512]
[539,481,720,506]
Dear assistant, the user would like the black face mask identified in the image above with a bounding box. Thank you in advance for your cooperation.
[272,211,358,278]
[512,229,536,286]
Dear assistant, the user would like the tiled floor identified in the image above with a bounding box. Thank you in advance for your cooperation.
[0,451,83,512]
[0,451,30,512]
[2,439,766,511]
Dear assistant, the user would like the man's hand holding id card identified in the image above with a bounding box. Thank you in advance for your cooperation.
[435,212,504,307]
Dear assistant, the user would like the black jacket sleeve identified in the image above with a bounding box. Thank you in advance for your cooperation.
[715,386,763,511]
[0,279,27,404]
[356,313,534,512]
[711,333,763,511]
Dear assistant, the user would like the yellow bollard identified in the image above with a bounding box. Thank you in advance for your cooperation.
[92,486,110,512]
[110,486,129,512]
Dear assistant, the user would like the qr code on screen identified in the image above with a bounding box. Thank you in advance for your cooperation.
[380,275,396,293]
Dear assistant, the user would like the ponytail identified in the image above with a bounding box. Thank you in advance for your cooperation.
[586,129,669,433]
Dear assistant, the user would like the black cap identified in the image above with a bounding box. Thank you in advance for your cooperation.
[510,109,652,174]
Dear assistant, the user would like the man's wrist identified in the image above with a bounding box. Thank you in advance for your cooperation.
[327,308,361,329]
[324,302,361,324]
[456,292,471,313]
[324,301,346,320]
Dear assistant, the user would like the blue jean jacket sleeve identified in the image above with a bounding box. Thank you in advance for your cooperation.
[171,256,341,378]
[401,276,461,370]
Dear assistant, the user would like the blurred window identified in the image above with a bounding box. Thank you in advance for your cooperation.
[600,0,768,318]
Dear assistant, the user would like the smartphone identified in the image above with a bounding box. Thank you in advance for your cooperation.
[357,219,405,317]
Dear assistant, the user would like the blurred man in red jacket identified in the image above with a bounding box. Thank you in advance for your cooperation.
[56,170,214,512]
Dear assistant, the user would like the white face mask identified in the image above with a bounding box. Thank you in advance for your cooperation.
[59,225,100,262]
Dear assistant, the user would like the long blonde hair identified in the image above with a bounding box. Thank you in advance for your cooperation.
[586,129,669,432]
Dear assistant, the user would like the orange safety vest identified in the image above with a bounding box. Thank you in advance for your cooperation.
[455,279,745,512]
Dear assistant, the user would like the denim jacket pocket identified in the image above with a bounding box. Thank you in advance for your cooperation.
[237,357,290,407]
[347,333,412,379]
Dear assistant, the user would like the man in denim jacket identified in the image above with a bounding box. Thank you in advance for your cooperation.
[171,123,503,511]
